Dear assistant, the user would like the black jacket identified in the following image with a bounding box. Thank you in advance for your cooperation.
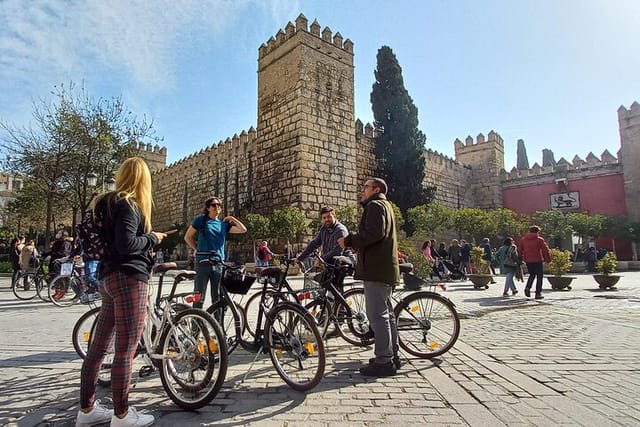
[97,194,158,282]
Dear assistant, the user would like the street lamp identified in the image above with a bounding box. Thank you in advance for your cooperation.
[87,172,115,192]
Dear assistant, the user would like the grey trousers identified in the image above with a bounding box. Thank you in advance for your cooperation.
[363,280,399,364]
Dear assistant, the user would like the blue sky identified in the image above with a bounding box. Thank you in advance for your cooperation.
[1,0,639,171]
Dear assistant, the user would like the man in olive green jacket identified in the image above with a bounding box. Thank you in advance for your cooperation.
[338,177,400,377]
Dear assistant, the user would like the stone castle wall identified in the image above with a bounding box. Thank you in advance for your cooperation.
[619,102,640,221]
[453,131,504,209]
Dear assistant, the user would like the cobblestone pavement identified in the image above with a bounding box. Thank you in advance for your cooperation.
[1,272,638,426]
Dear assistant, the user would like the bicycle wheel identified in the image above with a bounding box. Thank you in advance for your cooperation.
[48,275,82,307]
[158,308,228,410]
[72,306,102,358]
[394,291,460,358]
[265,302,325,391]
[12,272,38,300]
[36,275,51,302]
[71,305,114,387]
[206,300,245,354]
[304,292,331,338]
[334,287,374,346]
[243,287,276,338]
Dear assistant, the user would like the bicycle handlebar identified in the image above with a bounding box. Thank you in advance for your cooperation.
[195,251,244,271]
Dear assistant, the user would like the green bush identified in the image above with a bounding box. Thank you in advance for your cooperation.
[596,252,618,276]
[548,249,572,276]
[0,253,9,263]
[0,261,13,273]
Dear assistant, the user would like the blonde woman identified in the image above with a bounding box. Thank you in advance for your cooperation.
[76,157,166,427]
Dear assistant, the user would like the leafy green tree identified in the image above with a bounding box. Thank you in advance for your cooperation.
[407,203,455,237]
[1,82,154,246]
[269,207,307,252]
[533,210,572,248]
[453,208,495,243]
[243,213,271,244]
[567,212,605,245]
[492,208,529,240]
[370,46,433,216]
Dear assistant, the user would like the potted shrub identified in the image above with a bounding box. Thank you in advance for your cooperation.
[546,248,576,291]
[593,252,621,289]
[467,246,493,289]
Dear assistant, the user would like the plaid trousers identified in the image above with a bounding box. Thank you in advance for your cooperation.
[80,271,148,415]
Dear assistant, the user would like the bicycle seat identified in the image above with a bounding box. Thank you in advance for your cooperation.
[399,263,414,274]
[173,270,196,282]
[153,262,178,274]
[255,266,282,277]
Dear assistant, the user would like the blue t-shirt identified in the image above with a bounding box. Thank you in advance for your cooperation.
[192,214,232,261]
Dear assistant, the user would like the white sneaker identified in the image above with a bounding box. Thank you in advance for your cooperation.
[110,406,154,427]
[75,400,114,426]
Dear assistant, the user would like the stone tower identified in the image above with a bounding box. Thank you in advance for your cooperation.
[253,14,358,215]
[619,101,640,221]
[453,131,505,209]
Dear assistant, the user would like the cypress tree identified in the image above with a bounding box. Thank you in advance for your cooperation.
[370,46,432,215]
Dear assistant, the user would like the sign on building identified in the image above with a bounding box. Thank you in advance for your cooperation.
[550,192,580,210]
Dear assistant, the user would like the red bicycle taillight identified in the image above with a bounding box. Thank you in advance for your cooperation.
[186,293,202,303]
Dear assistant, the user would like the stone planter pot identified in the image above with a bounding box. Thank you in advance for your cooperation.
[467,274,493,290]
[547,276,575,291]
[593,274,621,289]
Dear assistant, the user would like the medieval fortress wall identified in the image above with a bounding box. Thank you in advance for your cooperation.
[143,14,639,231]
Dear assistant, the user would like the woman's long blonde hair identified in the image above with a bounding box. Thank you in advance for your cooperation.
[96,157,154,232]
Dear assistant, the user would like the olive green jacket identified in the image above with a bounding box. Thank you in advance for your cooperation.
[344,193,400,285]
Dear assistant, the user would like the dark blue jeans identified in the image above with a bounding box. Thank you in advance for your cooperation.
[525,262,544,295]
[193,260,222,311]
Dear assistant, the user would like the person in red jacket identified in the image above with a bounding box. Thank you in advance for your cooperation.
[517,225,552,299]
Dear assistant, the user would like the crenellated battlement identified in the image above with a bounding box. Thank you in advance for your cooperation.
[158,126,257,173]
[258,14,353,62]
[453,130,504,152]
[504,149,621,181]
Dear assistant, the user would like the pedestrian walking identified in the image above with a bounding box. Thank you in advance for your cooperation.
[495,237,520,296]
[517,225,551,300]
[76,157,167,427]
[338,177,400,377]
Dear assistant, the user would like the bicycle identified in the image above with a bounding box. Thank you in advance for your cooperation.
[202,252,326,391]
[48,258,98,307]
[71,262,227,410]
[299,255,374,347]
[194,252,251,354]
[390,264,461,358]
[12,257,51,302]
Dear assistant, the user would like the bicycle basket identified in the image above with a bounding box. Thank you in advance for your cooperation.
[60,262,74,276]
[402,273,424,291]
[222,269,256,295]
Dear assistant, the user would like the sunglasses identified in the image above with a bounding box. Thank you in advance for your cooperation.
[209,202,221,207]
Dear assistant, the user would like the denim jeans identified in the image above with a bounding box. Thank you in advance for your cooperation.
[84,259,100,290]
[503,271,517,294]
[193,260,222,311]
[525,262,544,295]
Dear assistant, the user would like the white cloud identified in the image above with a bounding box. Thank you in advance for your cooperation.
[0,0,248,93]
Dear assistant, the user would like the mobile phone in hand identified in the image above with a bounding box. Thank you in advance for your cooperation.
[162,229,178,235]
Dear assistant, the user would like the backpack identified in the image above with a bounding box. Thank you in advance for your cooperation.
[76,206,108,261]
[257,247,266,261]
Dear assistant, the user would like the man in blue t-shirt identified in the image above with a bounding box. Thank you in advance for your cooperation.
[184,197,246,312]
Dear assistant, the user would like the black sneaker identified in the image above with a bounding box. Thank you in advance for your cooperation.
[534,294,544,300]
[369,355,402,370]
[524,288,531,297]
[361,329,375,340]
[360,361,397,377]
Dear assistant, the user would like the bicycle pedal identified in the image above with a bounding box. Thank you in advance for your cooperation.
[139,365,155,377]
